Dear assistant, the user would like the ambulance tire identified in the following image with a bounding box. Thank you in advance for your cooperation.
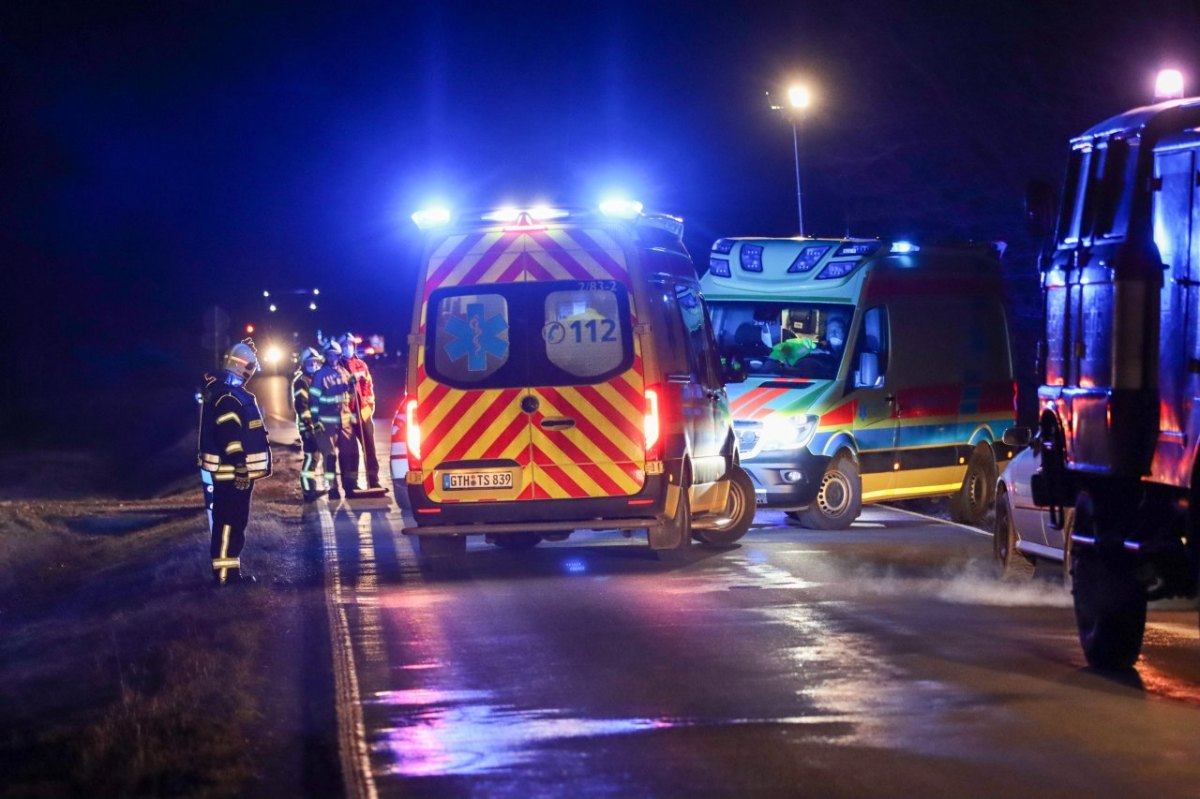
[1070,492,1146,670]
[416,535,467,571]
[950,446,996,525]
[655,470,693,562]
[798,455,861,530]
[494,533,541,550]
[697,465,755,546]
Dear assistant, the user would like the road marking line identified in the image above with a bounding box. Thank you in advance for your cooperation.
[320,507,379,799]
[878,504,992,538]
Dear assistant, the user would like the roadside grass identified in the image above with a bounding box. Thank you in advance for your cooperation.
[0,447,338,797]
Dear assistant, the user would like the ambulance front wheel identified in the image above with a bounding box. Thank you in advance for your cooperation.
[950,446,996,525]
[696,465,755,546]
[797,455,861,530]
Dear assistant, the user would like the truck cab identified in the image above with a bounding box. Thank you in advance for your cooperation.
[1031,94,1200,669]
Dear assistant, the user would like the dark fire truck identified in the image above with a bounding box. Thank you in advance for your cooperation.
[1029,85,1200,669]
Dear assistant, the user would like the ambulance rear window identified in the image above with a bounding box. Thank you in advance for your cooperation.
[426,281,633,389]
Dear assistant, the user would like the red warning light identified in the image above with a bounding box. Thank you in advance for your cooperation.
[245,324,255,334]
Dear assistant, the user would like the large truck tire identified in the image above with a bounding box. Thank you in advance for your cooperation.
[1070,491,1146,669]
[696,465,755,546]
[798,455,861,530]
[950,446,996,525]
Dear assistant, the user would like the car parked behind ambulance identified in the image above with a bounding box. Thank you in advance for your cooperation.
[399,202,755,563]
[701,237,1016,528]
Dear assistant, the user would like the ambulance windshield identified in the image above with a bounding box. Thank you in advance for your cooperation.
[710,301,854,381]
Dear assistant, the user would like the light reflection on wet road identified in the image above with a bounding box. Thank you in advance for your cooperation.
[309,498,1200,798]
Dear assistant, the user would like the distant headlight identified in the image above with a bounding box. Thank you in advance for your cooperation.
[263,345,283,365]
[759,414,820,451]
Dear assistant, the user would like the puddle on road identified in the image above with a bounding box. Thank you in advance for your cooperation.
[370,688,674,776]
[64,512,180,536]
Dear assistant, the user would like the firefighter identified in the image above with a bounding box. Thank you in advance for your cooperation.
[197,338,272,586]
[310,339,358,499]
[338,332,385,491]
[292,346,331,502]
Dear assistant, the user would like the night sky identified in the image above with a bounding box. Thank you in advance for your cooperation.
[3,1,1198,448]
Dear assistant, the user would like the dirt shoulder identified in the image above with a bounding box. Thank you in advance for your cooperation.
[0,443,341,797]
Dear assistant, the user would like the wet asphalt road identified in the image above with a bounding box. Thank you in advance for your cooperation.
[261,375,1200,797]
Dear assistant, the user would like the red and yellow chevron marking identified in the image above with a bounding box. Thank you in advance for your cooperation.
[422,226,628,301]
[528,364,646,499]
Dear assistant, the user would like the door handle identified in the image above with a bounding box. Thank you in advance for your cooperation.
[539,417,576,430]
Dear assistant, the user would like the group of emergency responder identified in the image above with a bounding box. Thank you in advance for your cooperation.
[196,333,383,586]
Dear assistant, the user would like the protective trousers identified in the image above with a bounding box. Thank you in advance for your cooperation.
[323,424,359,493]
[210,481,253,584]
[300,433,332,498]
[353,416,382,488]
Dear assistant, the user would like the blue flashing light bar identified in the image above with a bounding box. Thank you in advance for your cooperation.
[412,206,452,229]
[599,198,644,219]
[787,245,830,273]
[816,260,858,280]
[739,244,764,272]
[835,241,881,257]
[712,238,735,255]
[890,241,920,254]
[709,257,732,277]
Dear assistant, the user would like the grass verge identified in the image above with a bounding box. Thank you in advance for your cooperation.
[0,445,340,797]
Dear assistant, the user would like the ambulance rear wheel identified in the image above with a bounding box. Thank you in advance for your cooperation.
[697,465,755,546]
[798,456,860,530]
[655,471,693,562]
[950,446,996,525]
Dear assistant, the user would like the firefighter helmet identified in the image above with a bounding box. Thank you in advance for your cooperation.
[300,346,324,374]
[224,338,259,383]
[338,332,357,357]
[322,339,343,360]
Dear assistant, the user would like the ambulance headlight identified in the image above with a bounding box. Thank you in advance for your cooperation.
[759,414,819,451]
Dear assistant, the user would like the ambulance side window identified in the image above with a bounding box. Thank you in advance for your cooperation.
[674,283,721,388]
[852,306,889,388]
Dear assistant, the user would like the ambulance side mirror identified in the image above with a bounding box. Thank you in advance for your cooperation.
[855,352,879,388]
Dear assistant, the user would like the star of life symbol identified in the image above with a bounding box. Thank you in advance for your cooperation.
[444,302,509,372]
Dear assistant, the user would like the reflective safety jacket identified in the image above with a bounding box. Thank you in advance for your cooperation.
[341,355,376,420]
[198,371,272,481]
[310,363,353,430]
[291,370,321,437]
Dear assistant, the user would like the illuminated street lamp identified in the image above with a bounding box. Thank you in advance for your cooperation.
[769,84,813,237]
[1155,68,1184,100]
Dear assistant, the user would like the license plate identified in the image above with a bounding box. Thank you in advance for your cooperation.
[443,471,514,490]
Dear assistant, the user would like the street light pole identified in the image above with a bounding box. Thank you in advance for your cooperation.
[791,120,804,237]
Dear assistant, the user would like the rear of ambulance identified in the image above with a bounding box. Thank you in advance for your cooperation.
[401,204,670,537]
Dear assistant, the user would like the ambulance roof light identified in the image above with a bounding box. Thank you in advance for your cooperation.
[482,205,569,223]
[890,241,920,254]
[1155,69,1184,100]
[599,198,644,219]
[411,206,453,230]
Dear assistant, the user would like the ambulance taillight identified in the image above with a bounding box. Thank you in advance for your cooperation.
[644,388,662,458]
[405,397,421,469]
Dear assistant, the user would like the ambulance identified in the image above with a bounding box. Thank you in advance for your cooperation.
[700,237,1015,528]
[398,201,756,562]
